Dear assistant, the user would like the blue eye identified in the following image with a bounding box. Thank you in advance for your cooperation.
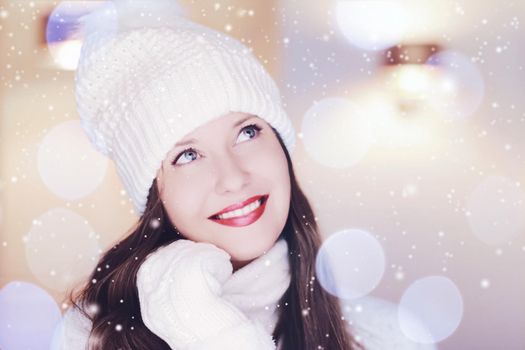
[172,123,263,166]
[172,147,199,166]
[238,123,262,142]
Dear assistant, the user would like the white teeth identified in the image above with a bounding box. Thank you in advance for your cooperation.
[217,198,263,220]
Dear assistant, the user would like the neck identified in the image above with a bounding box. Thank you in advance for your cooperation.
[231,257,255,272]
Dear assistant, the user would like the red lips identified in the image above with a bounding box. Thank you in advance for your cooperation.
[209,194,268,219]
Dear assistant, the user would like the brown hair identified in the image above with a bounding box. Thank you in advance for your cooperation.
[64,127,364,350]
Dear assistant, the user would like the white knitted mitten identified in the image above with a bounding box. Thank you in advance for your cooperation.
[136,239,277,350]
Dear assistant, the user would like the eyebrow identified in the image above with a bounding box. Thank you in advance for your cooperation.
[173,116,253,147]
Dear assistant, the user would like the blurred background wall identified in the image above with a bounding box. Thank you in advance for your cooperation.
[0,0,524,349]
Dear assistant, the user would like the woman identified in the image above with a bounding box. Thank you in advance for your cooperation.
[54,0,364,349]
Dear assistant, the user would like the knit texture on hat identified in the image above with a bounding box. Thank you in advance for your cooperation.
[75,0,296,215]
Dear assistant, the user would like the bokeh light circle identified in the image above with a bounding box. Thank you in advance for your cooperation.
[25,207,102,291]
[426,50,485,120]
[37,120,108,201]
[315,229,386,299]
[0,281,62,350]
[335,0,407,51]
[341,296,437,349]
[399,275,464,344]
[301,97,373,169]
[466,175,525,246]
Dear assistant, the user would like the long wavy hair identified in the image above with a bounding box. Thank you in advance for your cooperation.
[65,126,364,350]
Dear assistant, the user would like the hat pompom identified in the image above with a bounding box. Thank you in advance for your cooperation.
[79,0,184,41]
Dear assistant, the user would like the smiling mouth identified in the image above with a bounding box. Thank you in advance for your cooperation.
[209,195,268,220]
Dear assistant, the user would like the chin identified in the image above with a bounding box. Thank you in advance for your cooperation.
[234,237,276,261]
[229,250,259,263]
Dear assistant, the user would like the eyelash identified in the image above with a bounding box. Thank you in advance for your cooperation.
[172,123,263,166]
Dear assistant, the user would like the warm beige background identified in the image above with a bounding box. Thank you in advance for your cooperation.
[1,1,524,349]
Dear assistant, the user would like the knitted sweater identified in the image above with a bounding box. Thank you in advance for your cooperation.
[53,238,437,350]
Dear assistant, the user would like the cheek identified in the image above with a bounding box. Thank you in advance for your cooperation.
[274,172,291,218]
[250,139,288,175]
[160,179,202,226]
[267,145,290,187]
[275,151,291,215]
[255,146,290,213]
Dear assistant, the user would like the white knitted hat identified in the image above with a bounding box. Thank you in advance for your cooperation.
[75,0,296,215]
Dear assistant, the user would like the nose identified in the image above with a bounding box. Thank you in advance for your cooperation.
[212,151,250,194]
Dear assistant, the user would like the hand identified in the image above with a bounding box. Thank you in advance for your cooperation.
[136,239,276,350]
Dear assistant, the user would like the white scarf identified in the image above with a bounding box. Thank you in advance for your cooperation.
[221,237,291,335]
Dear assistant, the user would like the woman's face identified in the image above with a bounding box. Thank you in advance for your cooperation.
[156,112,291,270]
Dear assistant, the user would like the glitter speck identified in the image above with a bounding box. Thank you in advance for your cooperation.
[302,309,309,316]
